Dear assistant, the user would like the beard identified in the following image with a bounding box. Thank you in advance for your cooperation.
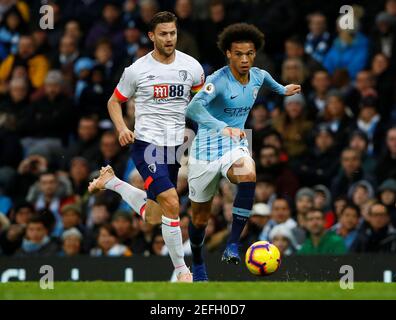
[156,43,175,57]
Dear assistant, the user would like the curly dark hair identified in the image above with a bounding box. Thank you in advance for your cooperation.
[217,23,265,55]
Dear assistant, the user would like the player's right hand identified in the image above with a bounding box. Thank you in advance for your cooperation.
[222,127,246,142]
[118,128,135,146]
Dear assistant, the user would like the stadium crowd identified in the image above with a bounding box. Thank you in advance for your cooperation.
[0,0,396,258]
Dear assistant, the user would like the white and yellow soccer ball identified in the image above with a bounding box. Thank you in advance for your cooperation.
[245,241,281,276]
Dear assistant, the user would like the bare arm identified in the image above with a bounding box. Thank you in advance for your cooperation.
[107,93,135,146]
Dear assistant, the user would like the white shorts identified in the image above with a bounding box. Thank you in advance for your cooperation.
[188,146,252,203]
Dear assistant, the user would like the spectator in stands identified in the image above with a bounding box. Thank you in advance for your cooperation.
[61,203,84,234]
[370,53,395,118]
[79,65,112,120]
[259,198,297,242]
[323,19,369,80]
[0,202,34,256]
[65,115,101,170]
[306,70,331,120]
[347,71,377,114]
[377,179,396,227]
[370,11,396,70]
[151,232,165,256]
[174,0,198,36]
[95,131,129,178]
[295,187,315,227]
[331,148,372,199]
[260,129,289,164]
[313,185,336,229]
[331,203,360,251]
[24,70,74,159]
[68,157,90,197]
[0,5,28,61]
[199,0,229,72]
[304,12,331,63]
[27,171,72,238]
[73,57,95,104]
[0,34,49,89]
[257,145,299,198]
[351,203,396,253]
[111,211,138,250]
[50,35,80,80]
[269,224,298,256]
[272,94,313,162]
[0,77,31,138]
[281,58,309,91]
[14,215,58,257]
[349,130,377,177]
[298,126,339,187]
[298,209,347,254]
[59,227,83,257]
[348,180,375,219]
[284,35,322,78]
[254,177,276,206]
[90,224,132,257]
[63,20,84,49]
[85,2,125,56]
[316,90,354,151]
[93,39,118,84]
[376,127,396,183]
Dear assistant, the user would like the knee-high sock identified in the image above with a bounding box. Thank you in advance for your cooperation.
[162,215,189,275]
[189,222,206,265]
[105,176,147,219]
[228,182,256,245]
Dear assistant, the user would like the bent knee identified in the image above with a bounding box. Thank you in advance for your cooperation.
[238,172,256,183]
[191,214,209,228]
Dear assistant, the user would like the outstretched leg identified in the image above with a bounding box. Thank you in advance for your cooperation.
[88,165,163,224]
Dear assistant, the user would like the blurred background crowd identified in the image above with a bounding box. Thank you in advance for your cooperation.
[0,0,396,259]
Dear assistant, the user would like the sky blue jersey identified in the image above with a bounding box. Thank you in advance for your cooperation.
[186,66,286,161]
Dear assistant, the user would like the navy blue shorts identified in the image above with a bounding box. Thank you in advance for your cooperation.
[130,139,181,201]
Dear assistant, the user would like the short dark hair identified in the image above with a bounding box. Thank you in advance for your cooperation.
[285,35,304,47]
[149,11,177,32]
[340,203,361,217]
[217,23,264,55]
[306,209,325,218]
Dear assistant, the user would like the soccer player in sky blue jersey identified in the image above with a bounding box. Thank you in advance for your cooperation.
[186,23,301,281]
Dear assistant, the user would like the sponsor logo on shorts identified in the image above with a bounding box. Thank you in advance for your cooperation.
[189,186,196,197]
[148,163,157,173]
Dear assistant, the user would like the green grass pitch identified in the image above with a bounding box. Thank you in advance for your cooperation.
[0,282,395,300]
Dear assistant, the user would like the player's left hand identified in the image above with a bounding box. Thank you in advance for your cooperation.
[285,84,301,96]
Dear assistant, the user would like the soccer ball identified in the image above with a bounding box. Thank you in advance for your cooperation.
[245,241,281,276]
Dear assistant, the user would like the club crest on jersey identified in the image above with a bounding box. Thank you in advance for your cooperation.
[148,163,157,173]
[179,70,188,82]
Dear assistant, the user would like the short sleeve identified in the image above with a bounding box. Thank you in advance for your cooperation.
[114,65,137,102]
[190,61,205,94]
